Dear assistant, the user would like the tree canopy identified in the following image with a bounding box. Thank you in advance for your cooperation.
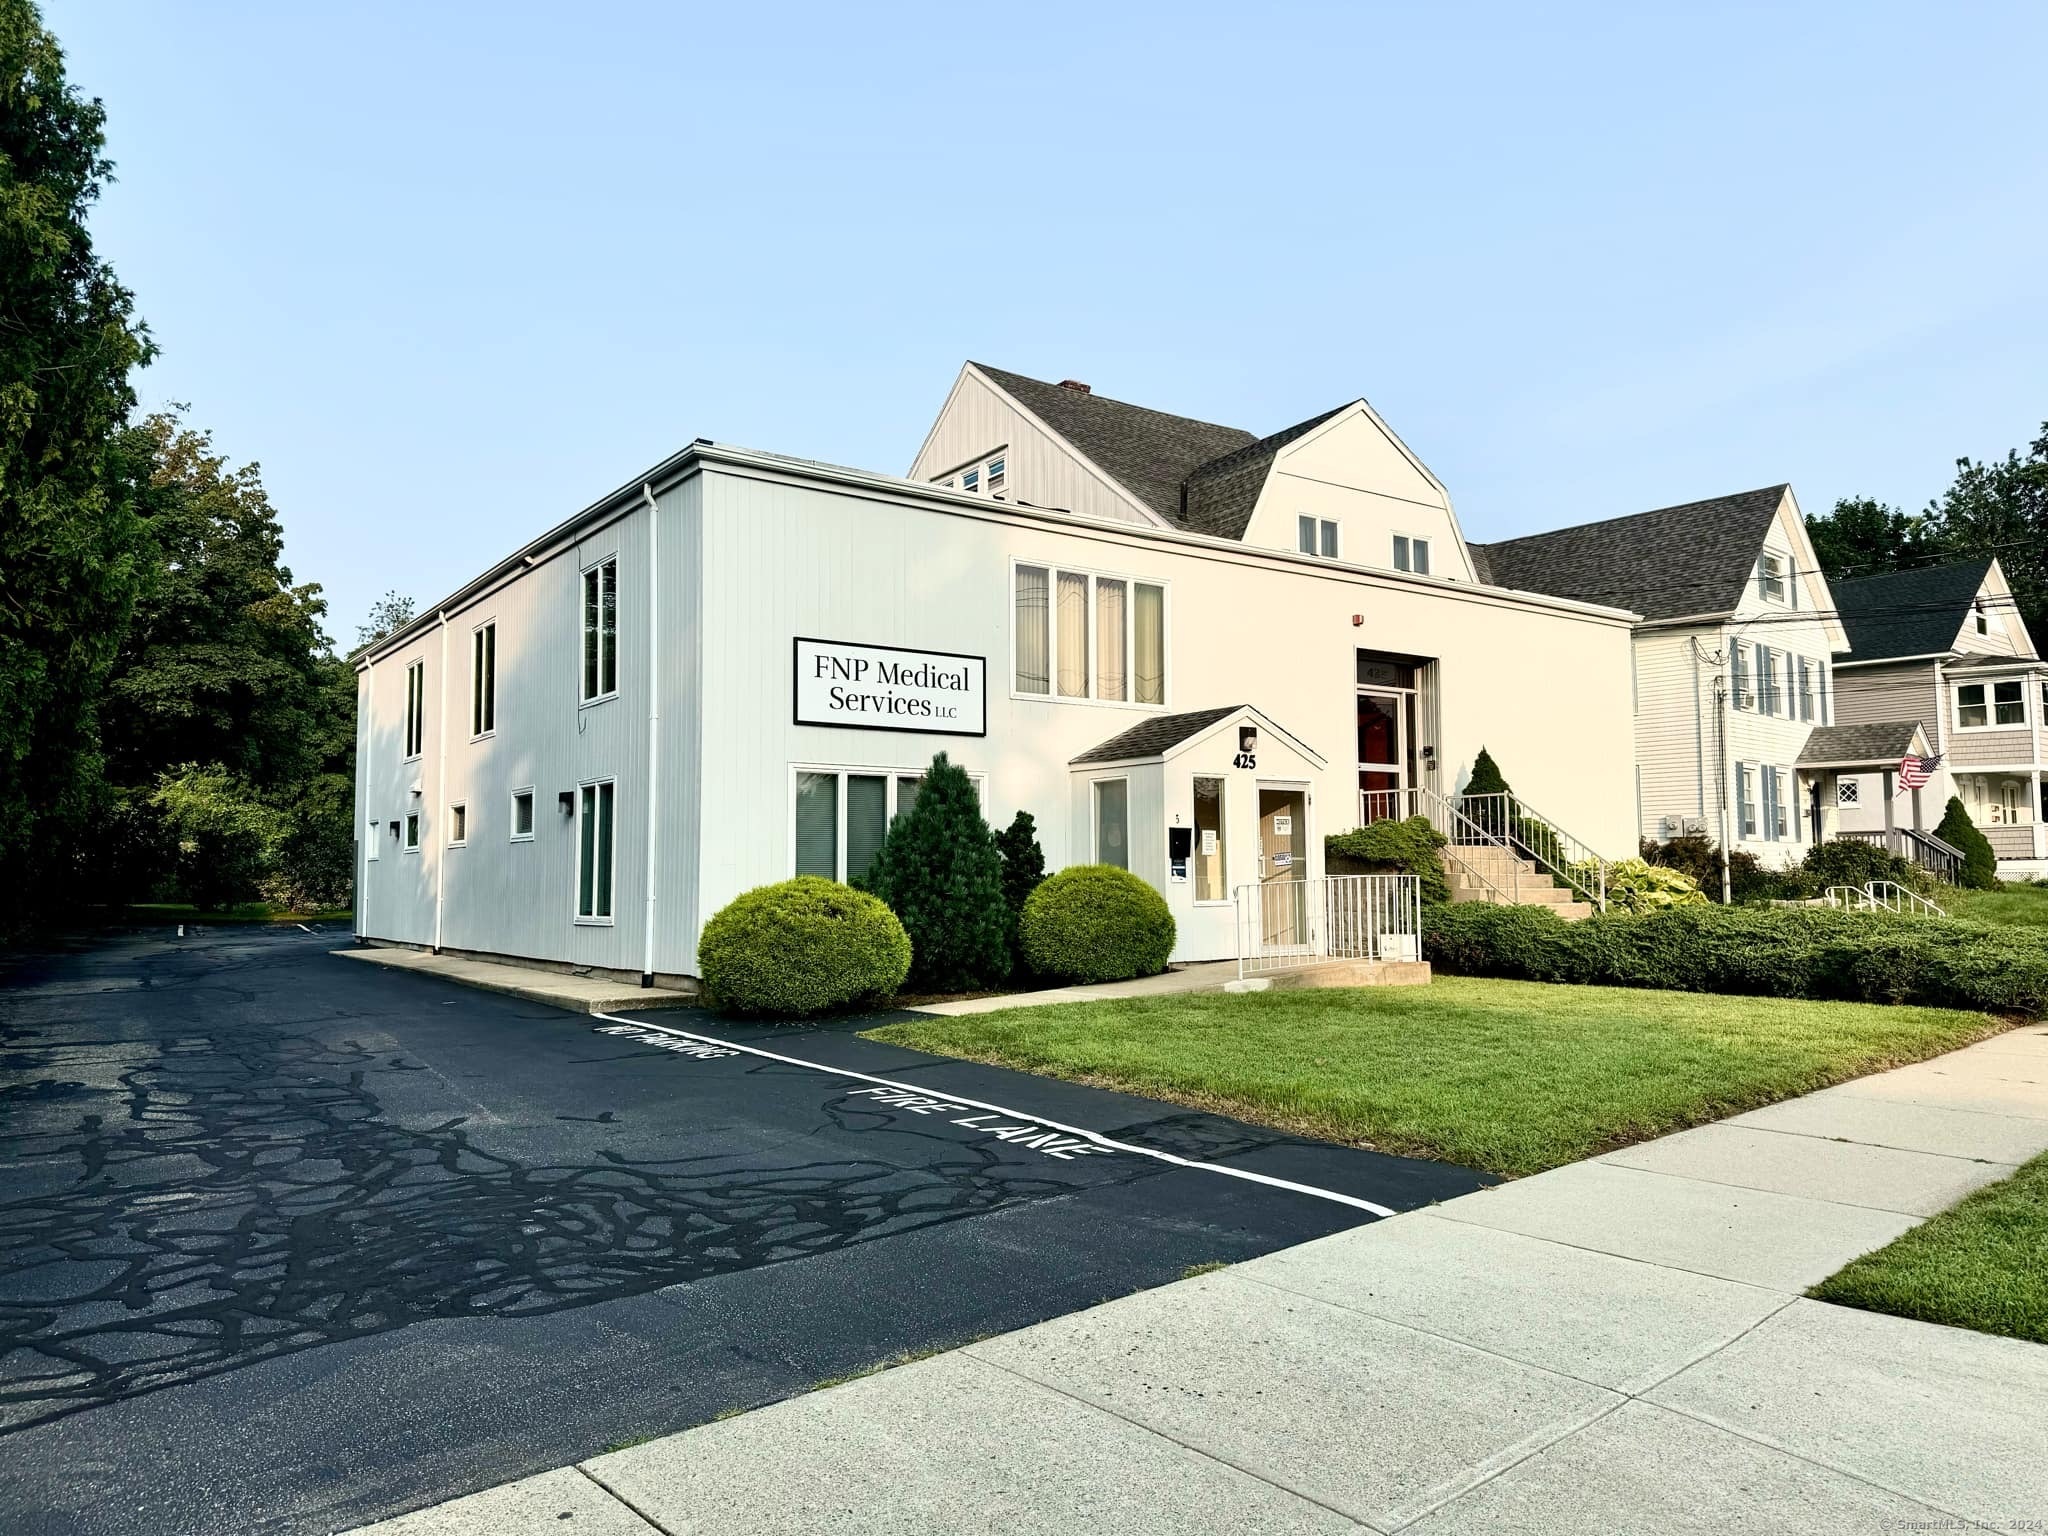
[0,0,153,918]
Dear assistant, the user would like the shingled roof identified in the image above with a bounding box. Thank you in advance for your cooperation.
[972,364,1256,521]
[1831,558,1995,663]
[1797,721,1927,767]
[1179,407,1351,540]
[1070,705,1248,765]
[1469,486,1788,620]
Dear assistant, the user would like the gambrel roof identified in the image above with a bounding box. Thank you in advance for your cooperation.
[1469,486,1789,620]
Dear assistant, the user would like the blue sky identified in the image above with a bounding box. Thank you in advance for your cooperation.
[52,1,2048,645]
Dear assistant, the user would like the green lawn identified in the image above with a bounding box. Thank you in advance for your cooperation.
[1812,1150,2048,1344]
[866,977,2007,1176]
[1946,881,2048,929]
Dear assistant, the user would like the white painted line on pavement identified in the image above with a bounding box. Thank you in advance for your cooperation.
[591,1010,1396,1216]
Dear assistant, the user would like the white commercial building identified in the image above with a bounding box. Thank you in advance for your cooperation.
[353,366,1639,985]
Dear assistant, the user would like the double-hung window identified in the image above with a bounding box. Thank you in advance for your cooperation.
[576,779,616,922]
[472,621,496,736]
[1757,644,1778,715]
[1297,517,1338,558]
[1758,552,1788,603]
[1013,563,1165,705]
[404,809,422,851]
[1797,657,1814,722]
[1392,534,1431,575]
[581,557,618,703]
[792,767,980,883]
[1730,643,1750,709]
[403,659,425,758]
[1957,680,2025,728]
[1736,763,1757,838]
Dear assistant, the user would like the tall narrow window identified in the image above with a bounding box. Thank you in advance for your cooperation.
[448,803,467,845]
[1736,763,1756,838]
[1298,516,1317,555]
[582,558,618,702]
[1797,657,1814,722]
[1320,520,1339,559]
[1134,583,1165,704]
[1193,777,1227,901]
[1095,577,1127,701]
[472,622,496,736]
[793,771,838,878]
[845,774,888,885]
[1094,779,1129,869]
[1756,644,1777,715]
[404,810,422,850]
[1056,571,1089,698]
[1761,767,1781,841]
[1014,565,1050,694]
[577,779,616,921]
[404,659,425,758]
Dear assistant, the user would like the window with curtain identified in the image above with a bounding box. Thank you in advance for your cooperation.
[1094,779,1129,869]
[1193,777,1226,901]
[1056,571,1089,697]
[1014,565,1050,693]
[1095,578,1127,700]
[1014,565,1166,706]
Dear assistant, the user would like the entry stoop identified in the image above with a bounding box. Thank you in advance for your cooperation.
[1441,847,1594,921]
[1224,959,1431,992]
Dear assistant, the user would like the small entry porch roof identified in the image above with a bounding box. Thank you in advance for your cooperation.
[1796,721,1931,772]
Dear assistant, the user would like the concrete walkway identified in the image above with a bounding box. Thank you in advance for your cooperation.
[333,944,697,1013]
[348,1023,2048,1535]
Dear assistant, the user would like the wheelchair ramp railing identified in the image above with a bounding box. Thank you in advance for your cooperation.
[1235,874,1421,980]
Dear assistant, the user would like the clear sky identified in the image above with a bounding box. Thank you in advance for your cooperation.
[50,1,2048,645]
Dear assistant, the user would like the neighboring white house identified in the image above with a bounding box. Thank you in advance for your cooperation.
[1471,485,1884,869]
[1831,557,2046,878]
[353,368,1639,984]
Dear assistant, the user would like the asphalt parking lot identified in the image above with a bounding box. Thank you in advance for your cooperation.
[0,927,1489,1535]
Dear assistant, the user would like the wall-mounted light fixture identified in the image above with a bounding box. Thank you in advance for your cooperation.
[388,820,401,837]
[558,790,575,814]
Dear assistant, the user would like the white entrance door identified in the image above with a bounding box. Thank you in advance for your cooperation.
[1257,786,1309,947]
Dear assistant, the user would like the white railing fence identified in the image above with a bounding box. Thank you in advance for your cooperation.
[1821,881,1947,918]
[1235,873,1422,980]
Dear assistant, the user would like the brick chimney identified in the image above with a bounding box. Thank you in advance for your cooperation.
[1057,379,1091,394]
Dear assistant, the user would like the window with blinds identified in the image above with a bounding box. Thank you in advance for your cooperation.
[792,768,980,883]
[1013,563,1165,706]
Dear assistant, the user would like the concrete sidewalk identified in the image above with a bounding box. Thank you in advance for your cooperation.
[350,1023,2048,1535]
[332,944,697,1013]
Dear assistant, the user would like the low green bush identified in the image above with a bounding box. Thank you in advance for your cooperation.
[1019,865,1176,983]
[698,876,911,1017]
[1326,816,1449,905]
[1802,839,1921,892]
[1574,857,1707,913]
[1422,901,2048,1016]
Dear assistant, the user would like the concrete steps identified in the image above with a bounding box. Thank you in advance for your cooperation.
[1442,847,1594,921]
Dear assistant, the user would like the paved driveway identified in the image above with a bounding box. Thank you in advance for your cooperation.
[0,928,1486,1535]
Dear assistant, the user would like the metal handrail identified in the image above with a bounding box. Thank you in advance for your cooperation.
[1383,785,1523,907]
[1866,880,1947,918]
[1234,874,1422,980]
[1453,790,1609,912]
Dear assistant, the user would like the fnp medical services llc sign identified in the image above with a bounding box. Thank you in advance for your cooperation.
[792,638,987,737]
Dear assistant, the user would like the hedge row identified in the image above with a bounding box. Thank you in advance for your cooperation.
[1423,901,2048,1016]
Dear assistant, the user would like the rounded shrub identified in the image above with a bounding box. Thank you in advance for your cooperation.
[1018,865,1176,984]
[697,876,911,1017]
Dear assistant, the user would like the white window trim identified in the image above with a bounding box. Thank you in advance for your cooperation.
[787,762,986,881]
[509,786,536,842]
[578,555,620,708]
[403,658,426,762]
[1090,774,1132,866]
[470,617,497,741]
[1954,679,2029,732]
[447,802,467,848]
[1008,557,1170,711]
[1757,550,1790,604]
[1296,516,1340,559]
[1392,531,1433,576]
[365,819,381,861]
[573,776,618,926]
[403,809,423,853]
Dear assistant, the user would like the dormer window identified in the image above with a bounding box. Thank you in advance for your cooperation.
[962,468,979,493]
[986,457,1005,494]
[1758,552,1788,603]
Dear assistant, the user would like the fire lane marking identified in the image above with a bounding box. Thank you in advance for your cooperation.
[591,1013,1396,1216]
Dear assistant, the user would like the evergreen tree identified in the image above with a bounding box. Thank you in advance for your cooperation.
[1934,796,1999,891]
[0,0,154,923]
[1465,747,1510,797]
[861,752,1010,990]
[993,809,1046,966]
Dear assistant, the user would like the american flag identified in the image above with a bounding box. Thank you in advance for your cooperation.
[1897,752,1942,791]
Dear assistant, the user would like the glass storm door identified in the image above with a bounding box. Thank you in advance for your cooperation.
[1357,690,1406,823]
[1258,787,1308,947]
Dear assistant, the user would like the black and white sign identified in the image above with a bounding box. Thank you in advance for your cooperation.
[793,637,987,736]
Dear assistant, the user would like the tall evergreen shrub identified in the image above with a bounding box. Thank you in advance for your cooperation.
[861,753,1010,990]
[994,809,1046,966]
[1935,796,2000,890]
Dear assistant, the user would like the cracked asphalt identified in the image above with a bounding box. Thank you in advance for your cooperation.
[0,926,1488,1535]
